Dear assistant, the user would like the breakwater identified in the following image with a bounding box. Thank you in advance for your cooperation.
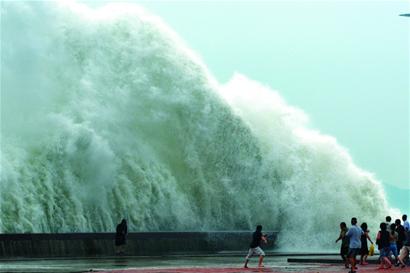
[0,231,277,257]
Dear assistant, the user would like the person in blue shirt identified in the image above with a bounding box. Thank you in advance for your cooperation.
[346,217,363,273]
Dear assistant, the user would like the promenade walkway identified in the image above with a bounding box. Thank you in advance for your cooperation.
[0,254,409,273]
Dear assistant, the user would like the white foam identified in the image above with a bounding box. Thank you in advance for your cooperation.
[0,1,392,249]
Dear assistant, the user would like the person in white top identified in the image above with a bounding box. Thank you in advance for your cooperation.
[403,215,410,231]
[386,216,392,232]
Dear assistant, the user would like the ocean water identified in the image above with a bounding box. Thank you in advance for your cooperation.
[0,1,394,250]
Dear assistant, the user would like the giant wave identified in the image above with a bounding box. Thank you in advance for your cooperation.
[0,1,391,249]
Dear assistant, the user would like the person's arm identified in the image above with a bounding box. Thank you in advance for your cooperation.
[346,228,351,238]
[366,231,373,244]
[375,231,381,246]
[335,231,343,243]
[262,234,268,244]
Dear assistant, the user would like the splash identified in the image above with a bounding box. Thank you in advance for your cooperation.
[0,1,391,249]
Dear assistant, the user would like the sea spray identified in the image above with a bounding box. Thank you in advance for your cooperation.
[0,1,391,249]
[219,74,391,249]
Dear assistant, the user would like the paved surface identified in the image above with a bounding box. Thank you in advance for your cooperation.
[0,255,409,273]
[96,265,410,273]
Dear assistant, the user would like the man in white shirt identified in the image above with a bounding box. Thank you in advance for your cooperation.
[403,215,410,231]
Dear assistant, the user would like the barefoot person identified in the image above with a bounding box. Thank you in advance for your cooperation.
[244,225,267,268]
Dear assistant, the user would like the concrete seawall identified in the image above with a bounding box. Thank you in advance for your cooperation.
[0,231,277,258]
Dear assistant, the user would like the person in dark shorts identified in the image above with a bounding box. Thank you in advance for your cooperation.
[244,225,267,268]
[346,217,363,273]
[335,222,349,268]
[359,222,373,265]
[115,219,128,255]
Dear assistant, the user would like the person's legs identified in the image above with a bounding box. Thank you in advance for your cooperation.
[383,248,392,268]
[120,244,126,254]
[362,254,368,265]
[379,248,387,269]
[391,244,398,259]
[341,247,349,268]
[387,243,397,265]
[350,255,356,272]
[360,253,365,265]
[243,258,249,268]
[398,246,409,267]
[397,242,403,253]
[244,248,254,268]
[258,255,264,267]
[340,247,345,261]
[383,257,392,268]
[379,249,385,269]
[255,247,265,268]
[347,248,358,272]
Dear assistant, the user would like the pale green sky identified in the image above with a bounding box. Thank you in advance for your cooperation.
[89,0,409,212]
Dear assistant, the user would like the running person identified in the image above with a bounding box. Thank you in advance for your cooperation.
[346,217,363,273]
[244,225,267,268]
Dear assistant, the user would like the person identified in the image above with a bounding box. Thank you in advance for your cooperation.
[346,217,363,273]
[377,222,392,269]
[398,223,410,268]
[403,215,410,231]
[335,222,350,268]
[115,219,128,255]
[396,219,405,253]
[389,223,399,264]
[386,216,392,232]
[244,225,267,268]
[359,222,373,265]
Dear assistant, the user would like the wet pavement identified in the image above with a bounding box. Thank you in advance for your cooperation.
[0,255,409,273]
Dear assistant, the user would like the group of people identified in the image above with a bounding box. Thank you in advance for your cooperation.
[114,216,410,272]
[336,215,410,273]
[244,216,410,271]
